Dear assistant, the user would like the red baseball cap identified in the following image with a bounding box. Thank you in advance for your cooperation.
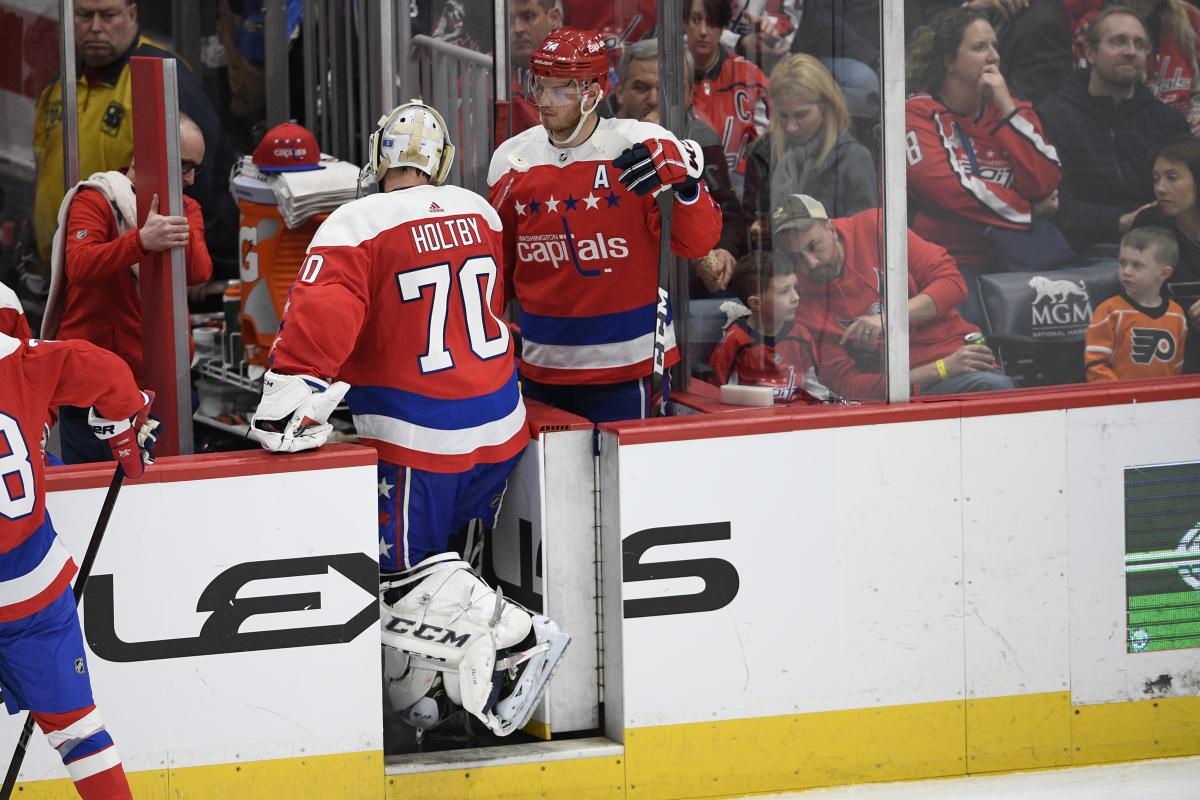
[252,123,323,172]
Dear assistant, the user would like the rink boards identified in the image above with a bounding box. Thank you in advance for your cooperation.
[8,383,1200,799]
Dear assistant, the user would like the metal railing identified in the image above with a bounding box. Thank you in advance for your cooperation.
[406,35,494,197]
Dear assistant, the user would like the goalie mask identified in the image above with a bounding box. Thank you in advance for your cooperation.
[364,100,455,185]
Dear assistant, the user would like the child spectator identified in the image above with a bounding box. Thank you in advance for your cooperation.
[1086,226,1188,381]
[709,252,834,402]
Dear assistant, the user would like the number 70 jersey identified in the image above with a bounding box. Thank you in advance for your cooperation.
[268,184,529,473]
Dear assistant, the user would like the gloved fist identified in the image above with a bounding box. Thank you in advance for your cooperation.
[89,391,160,479]
[251,371,351,453]
[614,137,704,197]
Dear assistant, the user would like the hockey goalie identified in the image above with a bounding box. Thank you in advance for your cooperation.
[249,100,568,740]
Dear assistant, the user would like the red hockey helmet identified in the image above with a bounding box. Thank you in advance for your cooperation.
[529,28,609,91]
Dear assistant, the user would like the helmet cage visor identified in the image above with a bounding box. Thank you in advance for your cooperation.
[365,101,456,185]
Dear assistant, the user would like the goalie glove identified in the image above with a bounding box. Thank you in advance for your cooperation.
[251,371,351,453]
[89,391,161,479]
[613,137,703,198]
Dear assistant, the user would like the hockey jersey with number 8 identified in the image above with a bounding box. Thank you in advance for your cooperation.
[0,334,146,621]
[267,184,529,473]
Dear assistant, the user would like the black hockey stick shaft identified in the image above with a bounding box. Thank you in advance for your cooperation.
[0,464,126,800]
[650,190,672,417]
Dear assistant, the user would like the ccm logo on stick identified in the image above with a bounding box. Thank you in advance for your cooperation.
[623,522,739,618]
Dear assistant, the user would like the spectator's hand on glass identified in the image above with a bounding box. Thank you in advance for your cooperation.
[748,213,771,247]
[1188,298,1200,329]
[139,194,191,252]
[1032,190,1059,218]
[839,313,883,350]
[978,64,1016,117]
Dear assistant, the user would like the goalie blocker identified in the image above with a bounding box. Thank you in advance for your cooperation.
[379,553,570,737]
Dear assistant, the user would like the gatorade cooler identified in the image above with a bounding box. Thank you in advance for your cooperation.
[232,172,327,367]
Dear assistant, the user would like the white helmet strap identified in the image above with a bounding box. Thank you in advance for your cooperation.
[547,84,604,146]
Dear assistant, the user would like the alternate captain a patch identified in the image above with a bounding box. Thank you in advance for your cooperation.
[101,102,125,137]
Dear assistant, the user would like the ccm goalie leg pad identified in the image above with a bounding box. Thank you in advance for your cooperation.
[379,553,570,736]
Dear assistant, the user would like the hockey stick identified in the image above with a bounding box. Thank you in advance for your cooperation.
[650,189,672,417]
[0,464,126,800]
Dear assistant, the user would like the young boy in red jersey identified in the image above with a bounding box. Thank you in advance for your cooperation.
[1086,226,1188,382]
[709,251,834,402]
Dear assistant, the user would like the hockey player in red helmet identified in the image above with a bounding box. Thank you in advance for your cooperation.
[489,29,724,423]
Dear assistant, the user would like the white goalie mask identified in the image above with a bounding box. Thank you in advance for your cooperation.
[364,100,456,185]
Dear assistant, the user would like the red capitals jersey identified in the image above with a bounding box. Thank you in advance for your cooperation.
[488,116,722,385]
[709,318,828,402]
[691,48,770,176]
[269,184,529,473]
[1085,293,1187,382]
[561,1,657,59]
[905,94,1061,270]
[798,209,976,400]
[0,334,145,621]
[0,283,31,340]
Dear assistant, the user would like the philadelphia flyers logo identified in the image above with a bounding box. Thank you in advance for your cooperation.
[1130,328,1177,364]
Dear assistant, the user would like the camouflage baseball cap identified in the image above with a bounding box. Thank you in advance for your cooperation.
[771,194,829,235]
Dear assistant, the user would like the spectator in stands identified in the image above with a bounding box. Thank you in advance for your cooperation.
[686,0,770,193]
[1038,6,1189,253]
[612,39,741,291]
[790,0,881,121]
[39,115,212,464]
[1133,134,1200,373]
[772,193,1017,399]
[721,1,800,73]
[33,0,238,281]
[1085,226,1187,381]
[1071,0,1200,133]
[497,0,562,141]
[906,6,1063,325]
[744,54,878,252]
[709,251,834,402]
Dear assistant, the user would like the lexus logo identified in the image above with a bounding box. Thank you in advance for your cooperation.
[84,553,378,662]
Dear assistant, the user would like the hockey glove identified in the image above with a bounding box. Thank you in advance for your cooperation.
[251,371,351,453]
[89,391,161,479]
[613,137,703,197]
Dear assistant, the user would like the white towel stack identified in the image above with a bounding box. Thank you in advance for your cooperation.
[231,155,361,228]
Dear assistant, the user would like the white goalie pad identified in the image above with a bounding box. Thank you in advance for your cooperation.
[379,553,570,736]
[251,371,350,453]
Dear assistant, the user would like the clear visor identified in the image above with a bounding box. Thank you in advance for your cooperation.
[526,75,584,108]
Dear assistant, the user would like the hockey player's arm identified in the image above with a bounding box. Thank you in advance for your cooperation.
[905,108,1032,230]
[25,339,160,475]
[0,283,31,340]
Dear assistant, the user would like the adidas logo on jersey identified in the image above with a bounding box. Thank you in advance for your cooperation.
[429,202,445,213]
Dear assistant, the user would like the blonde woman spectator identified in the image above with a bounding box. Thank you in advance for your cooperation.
[745,54,878,248]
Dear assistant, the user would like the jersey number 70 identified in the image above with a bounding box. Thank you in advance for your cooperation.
[396,255,511,374]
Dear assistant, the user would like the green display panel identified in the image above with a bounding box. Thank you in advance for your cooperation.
[1125,462,1200,654]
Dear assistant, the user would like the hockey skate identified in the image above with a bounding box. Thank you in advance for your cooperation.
[380,553,570,738]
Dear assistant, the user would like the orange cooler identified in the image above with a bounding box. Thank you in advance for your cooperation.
[233,173,327,367]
